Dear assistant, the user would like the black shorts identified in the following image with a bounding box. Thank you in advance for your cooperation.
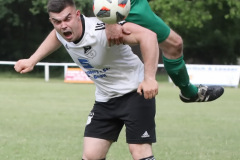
[84,91,156,144]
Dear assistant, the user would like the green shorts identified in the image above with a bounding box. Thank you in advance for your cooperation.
[126,0,170,43]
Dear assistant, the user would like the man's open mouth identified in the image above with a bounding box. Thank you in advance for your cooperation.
[63,31,72,38]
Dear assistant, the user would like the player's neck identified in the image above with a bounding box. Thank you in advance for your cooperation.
[74,15,85,44]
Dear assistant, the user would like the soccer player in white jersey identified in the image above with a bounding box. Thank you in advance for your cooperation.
[35,0,224,103]
[14,0,159,159]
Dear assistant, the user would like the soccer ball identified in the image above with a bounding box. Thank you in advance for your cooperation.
[93,0,131,24]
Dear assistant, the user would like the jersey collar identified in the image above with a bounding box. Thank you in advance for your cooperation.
[73,14,85,44]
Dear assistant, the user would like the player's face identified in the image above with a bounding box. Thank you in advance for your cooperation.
[49,6,82,42]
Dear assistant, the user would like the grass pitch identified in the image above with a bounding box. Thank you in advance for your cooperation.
[0,77,240,160]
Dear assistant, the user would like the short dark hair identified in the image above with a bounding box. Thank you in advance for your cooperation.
[47,0,75,13]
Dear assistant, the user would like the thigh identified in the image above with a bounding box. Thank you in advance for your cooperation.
[128,143,153,160]
[82,137,112,160]
[123,92,156,144]
[126,0,170,42]
[84,101,124,142]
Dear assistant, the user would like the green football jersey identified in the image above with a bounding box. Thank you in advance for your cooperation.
[126,0,170,42]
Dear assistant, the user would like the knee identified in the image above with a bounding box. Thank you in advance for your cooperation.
[82,149,106,160]
[82,153,106,160]
[129,144,153,160]
[174,34,183,53]
[82,152,95,160]
[161,30,184,59]
[82,137,110,160]
[169,33,183,58]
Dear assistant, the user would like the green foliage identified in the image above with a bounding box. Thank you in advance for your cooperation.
[181,5,240,64]
[0,0,23,26]
[0,0,240,64]
[29,0,94,16]
[0,0,93,62]
[149,0,240,29]
[30,0,47,15]
[149,0,240,64]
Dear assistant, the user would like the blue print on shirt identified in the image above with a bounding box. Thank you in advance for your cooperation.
[85,67,110,79]
[78,59,93,69]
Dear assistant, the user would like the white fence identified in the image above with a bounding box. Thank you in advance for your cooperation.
[1,61,239,87]
[0,61,164,82]
[0,61,77,81]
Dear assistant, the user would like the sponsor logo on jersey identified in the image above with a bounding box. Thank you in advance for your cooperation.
[85,68,110,79]
[78,59,94,69]
[83,46,96,59]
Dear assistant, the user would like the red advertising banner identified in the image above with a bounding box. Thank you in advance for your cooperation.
[64,68,94,83]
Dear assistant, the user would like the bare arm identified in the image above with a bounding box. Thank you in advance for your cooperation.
[105,24,131,46]
[14,29,62,73]
[122,22,159,99]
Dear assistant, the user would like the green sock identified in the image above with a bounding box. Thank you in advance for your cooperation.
[163,55,198,98]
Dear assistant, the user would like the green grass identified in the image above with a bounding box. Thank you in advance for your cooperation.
[0,77,240,160]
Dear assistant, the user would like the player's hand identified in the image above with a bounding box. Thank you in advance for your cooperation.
[105,24,131,46]
[14,59,35,74]
[137,78,158,99]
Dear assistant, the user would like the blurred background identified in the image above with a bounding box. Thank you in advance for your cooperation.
[1,0,240,79]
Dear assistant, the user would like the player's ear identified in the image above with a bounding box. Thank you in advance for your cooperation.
[49,17,54,25]
[76,10,81,17]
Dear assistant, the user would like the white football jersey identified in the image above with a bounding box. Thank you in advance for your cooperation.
[56,15,144,102]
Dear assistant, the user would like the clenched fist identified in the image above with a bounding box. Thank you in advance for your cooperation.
[14,59,35,74]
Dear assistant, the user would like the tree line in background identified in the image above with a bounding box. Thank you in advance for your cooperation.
[1,0,240,64]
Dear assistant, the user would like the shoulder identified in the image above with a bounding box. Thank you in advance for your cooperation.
[81,16,108,47]
[83,16,106,31]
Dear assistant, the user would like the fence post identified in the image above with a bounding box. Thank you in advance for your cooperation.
[64,65,68,78]
[44,63,49,82]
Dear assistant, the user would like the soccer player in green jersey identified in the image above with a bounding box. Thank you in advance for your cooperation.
[106,0,224,102]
